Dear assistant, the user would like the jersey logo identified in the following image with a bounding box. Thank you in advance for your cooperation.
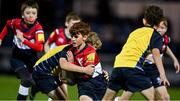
[77,58,83,66]
[58,38,64,43]
[87,53,95,62]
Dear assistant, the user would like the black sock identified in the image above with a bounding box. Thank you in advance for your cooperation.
[30,85,39,100]
[17,93,27,101]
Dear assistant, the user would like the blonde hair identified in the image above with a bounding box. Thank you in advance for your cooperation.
[65,12,81,23]
[86,32,102,49]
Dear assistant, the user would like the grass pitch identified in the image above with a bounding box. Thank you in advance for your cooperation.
[0,74,180,100]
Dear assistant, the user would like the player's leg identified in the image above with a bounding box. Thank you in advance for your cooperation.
[114,96,120,101]
[10,58,33,100]
[102,88,117,100]
[29,84,39,100]
[59,84,68,98]
[126,68,154,100]
[141,86,154,100]
[58,71,69,98]
[144,64,169,100]
[119,91,133,100]
[32,72,67,100]
[155,86,170,100]
[47,87,67,100]
[79,95,93,101]
[55,74,69,99]
[47,77,69,100]
[103,68,124,100]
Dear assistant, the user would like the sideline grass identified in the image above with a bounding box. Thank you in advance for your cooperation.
[1,74,180,100]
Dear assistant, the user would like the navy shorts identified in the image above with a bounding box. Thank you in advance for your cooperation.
[144,64,163,88]
[10,58,26,72]
[77,74,107,100]
[10,58,33,83]
[108,67,152,93]
[32,71,58,94]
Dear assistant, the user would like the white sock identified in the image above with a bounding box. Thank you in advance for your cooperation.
[48,97,53,101]
[18,84,29,96]
[114,96,120,101]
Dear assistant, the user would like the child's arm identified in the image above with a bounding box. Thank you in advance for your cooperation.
[166,46,180,73]
[16,29,44,52]
[0,20,12,46]
[59,58,94,75]
[44,31,57,52]
[44,41,50,53]
[152,48,170,86]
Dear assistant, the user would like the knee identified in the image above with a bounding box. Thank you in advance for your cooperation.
[79,95,93,101]
[160,93,170,100]
[21,78,34,87]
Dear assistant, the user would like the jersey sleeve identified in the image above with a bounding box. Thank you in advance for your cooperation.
[150,31,163,51]
[23,23,45,51]
[59,45,72,59]
[47,29,58,44]
[0,19,14,40]
[60,49,67,58]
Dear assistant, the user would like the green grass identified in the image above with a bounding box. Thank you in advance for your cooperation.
[1,74,180,100]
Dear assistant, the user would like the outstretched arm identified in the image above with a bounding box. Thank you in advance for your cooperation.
[152,48,170,86]
[44,41,50,53]
[0,20,11,46]
[16,29,44,52]
[44,31,57,52]
[0,25,8,45]
[59,58,94,75]
[166,46,180,73]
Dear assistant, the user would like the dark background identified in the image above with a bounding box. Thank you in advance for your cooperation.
[0,0,180,86]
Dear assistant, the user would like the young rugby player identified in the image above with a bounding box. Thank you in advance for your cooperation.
[115,17,180,101]
[30,12,81,101]
[44,12,80,52]
[0,0,44,100]
[102,5,168,100]
[66,21,107,101]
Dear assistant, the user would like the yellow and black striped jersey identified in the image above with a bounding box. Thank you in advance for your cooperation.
[114,27,163,68]
[33,44,72,75]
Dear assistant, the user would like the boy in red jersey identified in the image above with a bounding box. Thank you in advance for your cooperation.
[44,12,81,52]
[0,0,44,100]
[60,21,107,101]
[32,30,105,100]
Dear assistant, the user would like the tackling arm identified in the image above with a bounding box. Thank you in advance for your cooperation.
[152,48,170,86]
[166,46,180,73]
[59,58,94,75]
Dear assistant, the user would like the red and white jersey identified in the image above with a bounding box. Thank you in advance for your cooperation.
[47,27,72,49]
[0,18,44,51]
[72,44,103,78]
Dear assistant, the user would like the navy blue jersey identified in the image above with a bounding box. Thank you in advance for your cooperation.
[33,45,72,75]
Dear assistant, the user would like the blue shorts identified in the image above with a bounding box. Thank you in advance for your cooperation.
[77,74,107,100]
[10,58,34,87]
[143,64,163,88]
[32,70,58,94]
[108,67,152,93]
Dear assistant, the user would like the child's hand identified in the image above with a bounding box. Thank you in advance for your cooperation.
[66,51,74,62]
[83,65,95,75]
[44,42,50,53]
[174,59,180,73]
[103,70,109,81]
[16,29,25,42]
[160,74,170,87]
